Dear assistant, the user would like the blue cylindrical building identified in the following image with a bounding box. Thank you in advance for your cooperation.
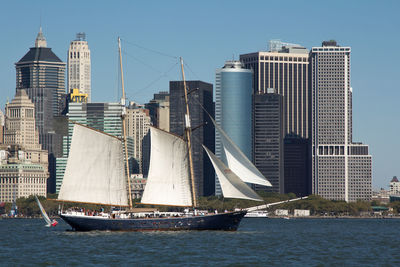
[215,61,253,195]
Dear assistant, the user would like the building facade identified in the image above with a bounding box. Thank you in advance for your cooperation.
[68,33,91,102]
[169,80,215,196]
[0,163,48,203]
[389,176,400,195]
[253,89,284,193]
[311,41,372,202]
[284,136,310,196]
[126,105,151,175]
[145,91,169,132]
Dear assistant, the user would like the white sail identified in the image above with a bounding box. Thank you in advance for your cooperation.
[141,127,193,206]
[35,195,51,226]
[58,124,128,206]
[203,146,263,202]
[211,117,272,187]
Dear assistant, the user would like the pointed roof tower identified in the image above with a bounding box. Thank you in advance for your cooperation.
[35,27,47,48]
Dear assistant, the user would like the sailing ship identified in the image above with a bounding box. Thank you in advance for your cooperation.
[57,39,272,231]
[35,196,58,227]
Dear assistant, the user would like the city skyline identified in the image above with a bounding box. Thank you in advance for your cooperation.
[0,0,399,189]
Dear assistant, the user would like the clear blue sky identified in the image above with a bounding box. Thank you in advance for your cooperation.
[0,0,399,190]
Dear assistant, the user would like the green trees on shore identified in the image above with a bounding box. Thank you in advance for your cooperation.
[1,192,400,217]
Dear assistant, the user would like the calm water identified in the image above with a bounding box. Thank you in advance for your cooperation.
[1,218,400,266]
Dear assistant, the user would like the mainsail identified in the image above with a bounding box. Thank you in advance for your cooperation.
[35,195,52,226]
[58,124,128,206]
[211,117,272,187]
[203,146,263,201]
[141,127,193,206]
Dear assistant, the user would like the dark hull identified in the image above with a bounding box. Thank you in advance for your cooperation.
[60,211,246,231]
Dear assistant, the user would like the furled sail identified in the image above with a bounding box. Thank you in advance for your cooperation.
[141,127,193,206]
[203,146,263,201]
[58,124,128,206]
[211,117,272,187]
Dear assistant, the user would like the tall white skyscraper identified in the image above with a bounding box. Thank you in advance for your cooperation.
[311,40,372,202]
[68,33,91,102]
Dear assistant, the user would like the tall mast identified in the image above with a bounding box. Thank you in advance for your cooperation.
[118,37,133,209]
[180,57,197,207]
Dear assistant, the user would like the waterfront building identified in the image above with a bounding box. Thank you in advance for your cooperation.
[145,91,169,132]
[253,88,284,193]
[311,40,372,202]
[126,105,151,175]
[68,33,91,102]
[390,176,400,195]
[15,27,66,157]
[55,102,132,193]
[215,61,252,195]
[169,80,215,196]
[0,163,48,203]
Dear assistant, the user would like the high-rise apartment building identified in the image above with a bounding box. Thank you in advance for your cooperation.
[240,42,310,138]
[15,28,66,157]
[311,40,372,202]
[215,61,252,195]
[126,105,151,175]
[169,80,215,196]
[253,89,284,193]
[68,33,91,102]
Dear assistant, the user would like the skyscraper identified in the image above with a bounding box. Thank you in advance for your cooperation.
[241,41,311,196]
[253,89,284,193]
[215,61,252,195]
[240,42,310,138]
[15,27,66,157]
[169,80,215,196]
[311,40,372,202]
[68,33,91,102]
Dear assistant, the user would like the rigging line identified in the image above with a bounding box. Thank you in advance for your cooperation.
[126,61,179,98]
[121,38,178,59]
[122,51,163,74]
[183,61,201,80]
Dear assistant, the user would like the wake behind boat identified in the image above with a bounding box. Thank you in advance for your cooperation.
[57,39,271,231]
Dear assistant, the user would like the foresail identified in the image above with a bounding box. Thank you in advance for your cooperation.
[211,117,272,187]
[203,145,263,202]
[58,124,128,206]
[141,127,193,206]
